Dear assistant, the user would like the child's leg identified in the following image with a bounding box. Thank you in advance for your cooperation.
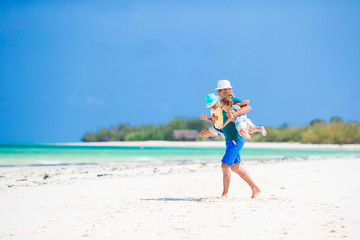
[239,128,251,140]
[199,128,217,137]
[248,125,267,136]
[248,125,262,133]
[236,120,251,140]
[246,119,267,136]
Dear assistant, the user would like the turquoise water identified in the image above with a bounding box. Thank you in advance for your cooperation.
[0,143,359,167]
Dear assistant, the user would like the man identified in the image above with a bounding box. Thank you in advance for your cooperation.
[216,79,261,199]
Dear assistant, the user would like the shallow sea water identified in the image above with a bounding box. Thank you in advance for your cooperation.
[0,143,359,167]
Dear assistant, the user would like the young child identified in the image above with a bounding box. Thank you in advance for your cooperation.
[199,93,249,138]
[219,97,267,140]
[199,93,224,137]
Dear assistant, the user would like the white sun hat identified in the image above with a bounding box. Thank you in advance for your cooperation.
[215,79,232,90]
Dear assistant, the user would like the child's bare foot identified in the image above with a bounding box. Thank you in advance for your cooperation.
[220,194,228,200]
[240,129,251,140]
[251,187,261,198]
[261,126,267,136]
[245,131,251,140]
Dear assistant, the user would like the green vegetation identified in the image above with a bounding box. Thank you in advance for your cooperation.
[81,117,360,144]
[255,117,360,144]
[81,118,212,142]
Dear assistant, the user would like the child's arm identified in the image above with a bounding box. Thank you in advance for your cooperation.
[219,118,231,130]
[199,113,215,123]
[218,110,236,129]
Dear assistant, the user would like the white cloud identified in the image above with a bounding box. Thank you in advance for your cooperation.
[160,102,170,113]
[65,96,78,104]
[66,96,105,106]
[87,96,105,106]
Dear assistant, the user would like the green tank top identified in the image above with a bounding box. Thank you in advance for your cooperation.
[222,97,243,141]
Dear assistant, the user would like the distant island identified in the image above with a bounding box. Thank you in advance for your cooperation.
[81,116,360,144]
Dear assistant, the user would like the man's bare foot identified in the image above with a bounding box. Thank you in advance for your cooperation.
[251,187,261,198]
[220,194,228,200]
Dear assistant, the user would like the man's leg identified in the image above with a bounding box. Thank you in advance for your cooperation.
[221,163,231,199]
[231,164,261,198]
[220,139,244,199]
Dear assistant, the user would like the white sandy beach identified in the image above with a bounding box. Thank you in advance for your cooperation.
[1,142,360,240]
[60,140,360,150]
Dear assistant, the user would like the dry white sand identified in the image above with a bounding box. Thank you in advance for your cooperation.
[1,154,360,239]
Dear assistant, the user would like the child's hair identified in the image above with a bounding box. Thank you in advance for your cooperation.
[220,97,234,107]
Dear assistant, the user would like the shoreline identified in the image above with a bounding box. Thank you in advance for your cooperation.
[56,141,360,150]
[1,154,357,169]
[1,141,359,168]
[1,155,358,188]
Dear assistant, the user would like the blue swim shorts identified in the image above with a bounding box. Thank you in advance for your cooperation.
[221,138,245,166]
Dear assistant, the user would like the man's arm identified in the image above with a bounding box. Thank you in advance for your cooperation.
[236,100,250,107]
[227,105,252,120]
[235,104,251,116]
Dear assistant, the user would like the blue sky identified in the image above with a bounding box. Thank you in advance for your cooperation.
[1,0,359,142]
